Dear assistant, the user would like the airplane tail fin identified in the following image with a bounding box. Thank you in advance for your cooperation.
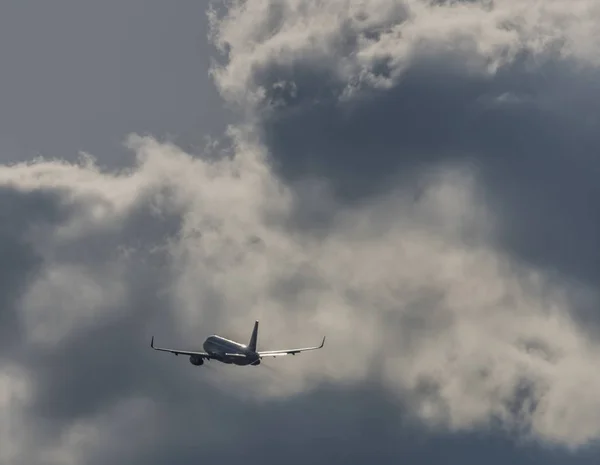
[248,320,259,352]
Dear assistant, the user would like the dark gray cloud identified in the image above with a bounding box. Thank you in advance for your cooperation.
[0,184,182,455]
[257,52,600,291]
[0,187,71,355]
[91,383,600,465]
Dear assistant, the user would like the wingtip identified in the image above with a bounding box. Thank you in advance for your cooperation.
[150,336,154,348]
[320,336,326,348]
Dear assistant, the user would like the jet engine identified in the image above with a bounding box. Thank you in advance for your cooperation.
[189,355,204,366]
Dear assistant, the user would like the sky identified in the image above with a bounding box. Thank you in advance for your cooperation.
[2,1,600,464]
[0,0,230,166]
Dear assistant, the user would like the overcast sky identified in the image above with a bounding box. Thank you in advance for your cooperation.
[2,1,600,464]
[0,0,230,166]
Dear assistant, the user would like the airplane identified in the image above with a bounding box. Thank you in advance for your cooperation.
[150,320,326,366]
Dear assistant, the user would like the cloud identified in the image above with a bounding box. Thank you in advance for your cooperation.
[209,0,600,287]
[2,0,600,463]
[1,132,600,463]
[209,0,600,109]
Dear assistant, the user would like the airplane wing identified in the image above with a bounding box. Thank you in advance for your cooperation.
[257,336,326,357]
[150,336,211,358]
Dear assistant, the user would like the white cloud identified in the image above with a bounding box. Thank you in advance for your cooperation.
[209,0,600,108]
[2,131,600,452]
[20,263,126,346]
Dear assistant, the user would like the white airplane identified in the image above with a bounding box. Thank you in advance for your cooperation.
[150,320,325,366]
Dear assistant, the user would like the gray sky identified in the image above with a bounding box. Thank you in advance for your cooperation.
[2,1,600,464]
[0,0,230,166]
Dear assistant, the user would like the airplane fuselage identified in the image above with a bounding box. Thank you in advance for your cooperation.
[202,335,260,366]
